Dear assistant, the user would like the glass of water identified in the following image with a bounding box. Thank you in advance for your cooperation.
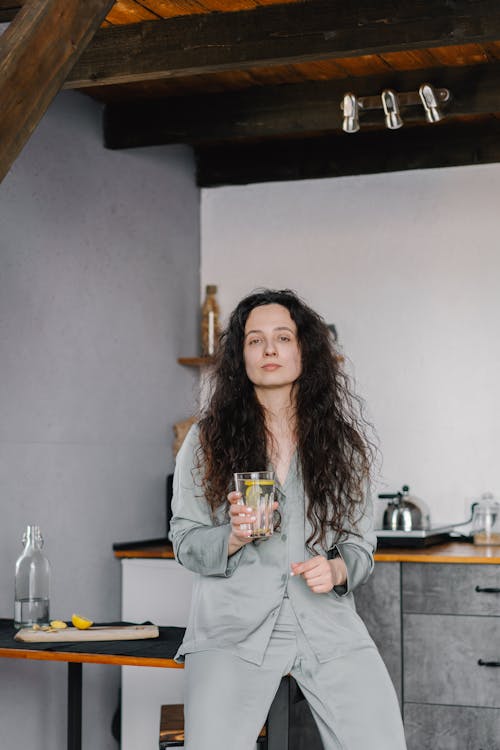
[234,471,276,539]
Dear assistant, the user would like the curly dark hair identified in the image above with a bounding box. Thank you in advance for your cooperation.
[197,288,375,551]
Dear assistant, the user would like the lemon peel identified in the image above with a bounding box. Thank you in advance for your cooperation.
[50,620,68,629]
[71,613,93,630]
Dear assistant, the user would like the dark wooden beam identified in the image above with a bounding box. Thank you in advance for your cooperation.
[67,0,500,89]
[103,62,500,149]
[194,119,500,186]
[0,1,25,22]
[0,0,114,182]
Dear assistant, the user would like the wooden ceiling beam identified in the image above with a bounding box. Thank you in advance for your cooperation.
[102,62,500,148]
[0,1,26,22]
[194,119,500,186]
[0,0,114,182]
[67,0,500,89]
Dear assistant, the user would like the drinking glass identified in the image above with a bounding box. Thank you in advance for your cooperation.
[234,471,275,539]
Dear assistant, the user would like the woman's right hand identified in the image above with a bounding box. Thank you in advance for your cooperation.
[227,491,279,556]
[227,491,255,554]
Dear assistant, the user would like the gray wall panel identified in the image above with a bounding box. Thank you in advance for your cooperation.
[355,561,402,705]
[0,91,200,750]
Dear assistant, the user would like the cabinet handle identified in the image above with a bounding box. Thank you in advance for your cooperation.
[475,585,500,593]
[478,659,500,667]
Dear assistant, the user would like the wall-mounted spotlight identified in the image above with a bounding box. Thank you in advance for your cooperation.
[381,89,403,130]
[340,84,451,133]
[419,83,444,123]
[341,92,360,133]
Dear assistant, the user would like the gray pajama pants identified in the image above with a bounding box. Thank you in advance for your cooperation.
[184,597,407,750]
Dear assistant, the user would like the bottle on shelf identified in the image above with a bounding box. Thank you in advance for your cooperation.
[14,525,51,628]
[201,284,220,356]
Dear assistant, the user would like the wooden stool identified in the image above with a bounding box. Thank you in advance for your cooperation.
[159,704,268,748]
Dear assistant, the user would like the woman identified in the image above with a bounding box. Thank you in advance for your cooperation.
[171,289,407,750]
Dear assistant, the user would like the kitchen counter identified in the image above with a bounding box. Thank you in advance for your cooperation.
[114,543,175,559]
[116,538,500,750]
[375,540,500,564]
[114,540,500,564]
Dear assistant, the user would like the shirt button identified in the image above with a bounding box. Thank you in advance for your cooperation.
[281,534,287,542]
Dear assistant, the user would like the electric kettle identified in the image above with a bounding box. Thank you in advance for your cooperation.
[378,485,431,532]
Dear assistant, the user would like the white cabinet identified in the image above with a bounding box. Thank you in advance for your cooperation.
[121,558,194,750]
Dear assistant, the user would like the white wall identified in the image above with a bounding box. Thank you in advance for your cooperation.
[201,166,500,526]
[0,91,200,750]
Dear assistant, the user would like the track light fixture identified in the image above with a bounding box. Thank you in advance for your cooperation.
[340,83,450,133]
[341,92,360,133]
[381,89,403,130]
[419,83,444,123]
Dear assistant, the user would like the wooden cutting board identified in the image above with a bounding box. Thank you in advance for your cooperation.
[14,624,159,643]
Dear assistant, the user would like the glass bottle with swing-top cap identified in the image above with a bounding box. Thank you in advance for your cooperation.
[14,525,51,628]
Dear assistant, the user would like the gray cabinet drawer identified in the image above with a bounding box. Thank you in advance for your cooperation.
[404,614,500,708]
[355,562,402,705]
[402,563,500,615]
[404,703,500,750]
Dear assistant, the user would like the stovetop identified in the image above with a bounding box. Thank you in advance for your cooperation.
[375,524,465,548]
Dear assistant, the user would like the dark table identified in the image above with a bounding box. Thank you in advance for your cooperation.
[0,619,299,750]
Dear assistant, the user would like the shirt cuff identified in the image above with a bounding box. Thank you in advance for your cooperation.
[176,523,245,577]
[329,542,374,596]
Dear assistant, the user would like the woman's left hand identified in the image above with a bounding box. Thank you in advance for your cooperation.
[290,555,348,594]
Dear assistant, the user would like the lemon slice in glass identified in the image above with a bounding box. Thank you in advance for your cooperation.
[245,482,262,506]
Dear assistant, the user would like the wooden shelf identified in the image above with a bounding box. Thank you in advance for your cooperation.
[177,357,215,367]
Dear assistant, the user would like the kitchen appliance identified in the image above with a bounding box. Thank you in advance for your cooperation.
[375,524,456,548]
[112,474,174,553]
[376,484,455,548]
[379,485,430,531]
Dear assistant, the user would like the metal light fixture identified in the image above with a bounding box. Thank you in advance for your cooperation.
[381,89,403,130]
[341,92,360,133]
[419,83,444,123]
[340,83,451,133]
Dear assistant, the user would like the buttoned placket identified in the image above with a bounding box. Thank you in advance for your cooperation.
[274,455,305,600]
[280,457,310,627]
[275,483,289,593]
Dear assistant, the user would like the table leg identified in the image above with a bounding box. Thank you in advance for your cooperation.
[67,662,82,750]
[267,675,289,750]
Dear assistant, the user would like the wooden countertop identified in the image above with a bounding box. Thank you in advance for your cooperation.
[374,541,500,564]
[114,544,175,559]
[114,540,500,564]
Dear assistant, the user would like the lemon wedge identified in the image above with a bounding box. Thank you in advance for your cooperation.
[245,483,262,506]
[50,620,67,629]
[71,613,93,630]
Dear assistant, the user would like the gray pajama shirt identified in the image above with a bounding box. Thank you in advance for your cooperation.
[171,425,407,749]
